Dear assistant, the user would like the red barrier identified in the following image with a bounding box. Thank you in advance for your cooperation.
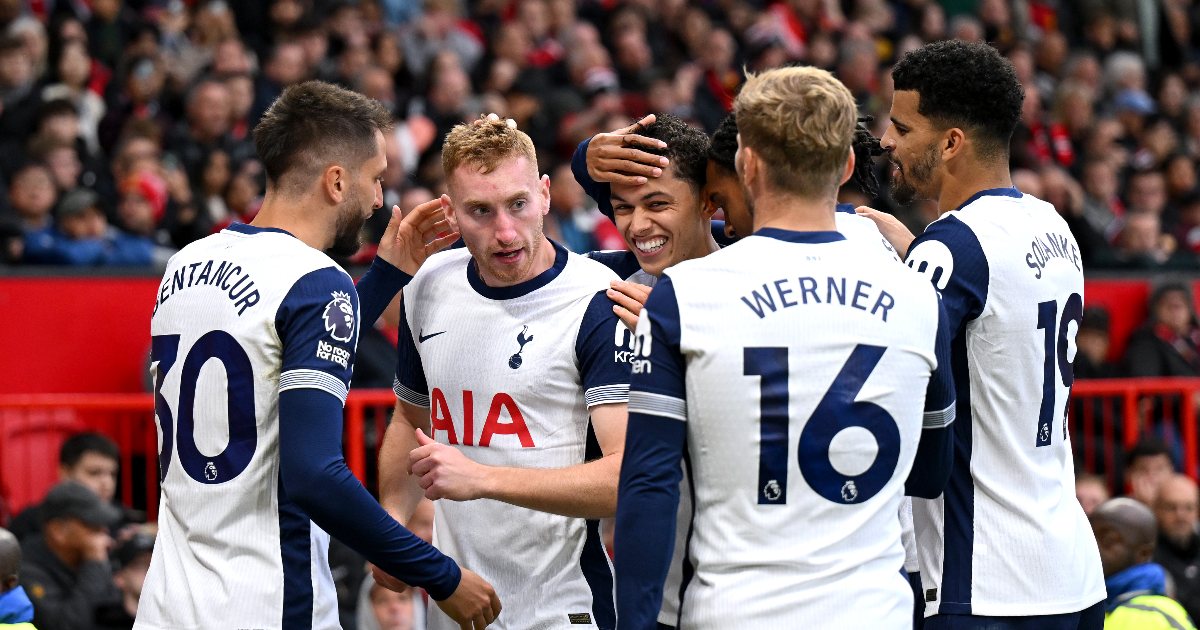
[0,391,398,524]
[1070,378,1200,492]
[3,276,1197,395]
[2,381,1198,522]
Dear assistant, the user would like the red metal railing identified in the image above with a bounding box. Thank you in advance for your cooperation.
[0,391,400,523]
[2,380,1199,523]
[1070,378,1200,491]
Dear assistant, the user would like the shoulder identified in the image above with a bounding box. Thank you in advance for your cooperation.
[909,213,987,266]
[584,249,643,279]
[565,249,621,285]
[409,247,472,288]
[907,213,990,298]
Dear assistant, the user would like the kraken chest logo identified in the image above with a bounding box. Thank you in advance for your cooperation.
[508,325,534,369]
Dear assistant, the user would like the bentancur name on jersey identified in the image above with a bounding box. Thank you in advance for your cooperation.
[153,258,262,317]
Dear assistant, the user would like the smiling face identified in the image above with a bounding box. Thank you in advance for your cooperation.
[330,128,386,257]
[447,155,552,287]
[610,163,712,277]
[881,90,943,205]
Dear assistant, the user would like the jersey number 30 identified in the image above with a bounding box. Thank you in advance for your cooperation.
[746,344,900,506]
[151,332,258,484]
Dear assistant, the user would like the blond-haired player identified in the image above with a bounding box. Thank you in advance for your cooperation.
[378,116,632,630]
[614,66,956,629]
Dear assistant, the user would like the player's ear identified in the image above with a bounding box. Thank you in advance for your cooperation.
[540,174,551,216]
[324,165,346,204]
[838,149,856,186]
[942,128,966,161]
[701,197,718,220]
[739,145,757,191]
[440,194,458,230]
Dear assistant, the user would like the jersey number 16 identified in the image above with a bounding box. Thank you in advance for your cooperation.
[746,344,900,506]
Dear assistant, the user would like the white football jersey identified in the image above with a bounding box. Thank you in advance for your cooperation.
[906,188,1105,616]
[138,224,357,629]
[616,228,955,629]
[591,209,906,627]
[394,242,630,630]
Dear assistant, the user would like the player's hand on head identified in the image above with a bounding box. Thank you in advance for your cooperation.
[410,429,489,501]
[854,206,917,259]
[607,280,652,330]
[436,566,501,629]
[586,114,669,186]
[376,196,460,276]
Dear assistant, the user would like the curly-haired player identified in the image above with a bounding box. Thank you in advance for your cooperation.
[858,39,1105,629]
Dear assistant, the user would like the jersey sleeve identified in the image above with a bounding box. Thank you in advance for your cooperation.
[906,294,957,499]
[392,294,429,407]
[575,290,631,407]
[278,388,461,599]
[615,275,688,627]
[571,138,616,223]
[355,256,413,327]
[276,267,359,404]
[905,214,990,333]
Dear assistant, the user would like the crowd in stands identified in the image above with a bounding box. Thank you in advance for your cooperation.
[0,0,1198,273]
[1076,441,1200,628]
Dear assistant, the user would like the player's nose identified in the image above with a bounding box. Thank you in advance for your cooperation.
[494,209,519,244]
[630,207,654,234]
[879,127,897,152]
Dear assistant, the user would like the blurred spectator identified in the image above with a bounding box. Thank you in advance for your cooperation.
[6,162,59,232]
[1125,283,1200,378]
[1154,474,1200,624]
[0,527,34,628]
[1128,439,1176,507]
[0,35,41,148]
[20,481,120,630]
[1091,498,1195,629]
[40,38,105,156]
[94,529,154,630]
[401,0,483,79]
[1077,473,1112,516]
[22,188,162,267]
[116,170,169,242]
[7,433,141,542]
[1076,306,1121,379]
[545,162,600,254]
[1107,211,1178,268]
[28,135,81,193]
[85,0,136,71]
[252,41,307,122]
[96,55,172,156]
[164,77,253,186]
[221,71,256,142]
[356,573,425,630]
[1175,191,1200,255]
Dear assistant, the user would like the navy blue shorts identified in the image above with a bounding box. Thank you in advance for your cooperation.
[924,601,1104,630]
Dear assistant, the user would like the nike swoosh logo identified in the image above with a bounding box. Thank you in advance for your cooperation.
[418,330,447,342]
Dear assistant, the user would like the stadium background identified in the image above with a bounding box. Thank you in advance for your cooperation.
[0,0,1198,573]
